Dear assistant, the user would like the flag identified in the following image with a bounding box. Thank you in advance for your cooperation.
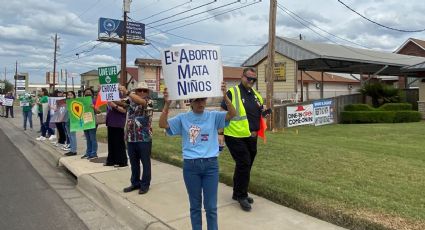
[258,117,267,144]
[94,91,107,109]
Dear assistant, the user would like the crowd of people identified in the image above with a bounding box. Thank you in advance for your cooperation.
[1,67,269,230]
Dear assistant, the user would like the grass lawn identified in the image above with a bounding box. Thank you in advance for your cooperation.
[98,121,425,230]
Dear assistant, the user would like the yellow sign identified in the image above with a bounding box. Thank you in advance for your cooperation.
[274,63,286,80]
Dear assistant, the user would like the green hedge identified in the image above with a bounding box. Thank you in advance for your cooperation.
[377,103,412,111]
[344,104,374,111]
[341,111,421,124]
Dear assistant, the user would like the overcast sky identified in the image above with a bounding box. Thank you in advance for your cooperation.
[1,0,424,84]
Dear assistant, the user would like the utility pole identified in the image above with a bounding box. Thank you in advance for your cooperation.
[14,61,18,97]
[4,67,6,81]
[121,0,131,86]
[52,33,58,93]
[65,69,68,91]
[266,0,277,130]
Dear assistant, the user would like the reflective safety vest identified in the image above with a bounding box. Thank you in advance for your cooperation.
[224,85,263,138]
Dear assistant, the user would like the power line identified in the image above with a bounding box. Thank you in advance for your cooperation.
[150,1,240,29]
[277,3,370,49]
[144,0,217,25]
[143,1,262,44]
[138,0,192,21]
[276,3,420,61]
[337,0,425,33]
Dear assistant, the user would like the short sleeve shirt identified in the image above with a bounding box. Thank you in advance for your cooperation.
[126,97,153,143]
[166,110,228,159]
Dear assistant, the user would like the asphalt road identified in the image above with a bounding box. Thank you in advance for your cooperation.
[0,127,88,230]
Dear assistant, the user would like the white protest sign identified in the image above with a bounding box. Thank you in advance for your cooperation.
[286,104,314,127]
[3,98,14,106]
[98,66,120,101]
[161,45,223,100]
[0,95,4,104]
[20,101,30,107]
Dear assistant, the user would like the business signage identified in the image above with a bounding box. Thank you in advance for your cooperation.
[98,17,145,45]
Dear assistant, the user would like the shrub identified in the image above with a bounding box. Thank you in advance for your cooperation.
[378,103,412,111]
[344,104,375,111]
[341,111,421,123]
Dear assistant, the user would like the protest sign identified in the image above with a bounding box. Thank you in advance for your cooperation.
[67,97,96,132]
[48,97,65,115]
[98,66,120,101]
[3,98,13,106]
[0,95,4,104]
[20,101,29,107]
[313,99,334,126]
[54,99,67,122]
[160,45,223,100]
[286,104,314,127]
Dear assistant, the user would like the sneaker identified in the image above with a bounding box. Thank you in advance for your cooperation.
[65,152,77,156]
[62,147,71,151]
[48,135,56,141]
[87,156,98,160]
[81,155,88,159]
[36,136,46,141]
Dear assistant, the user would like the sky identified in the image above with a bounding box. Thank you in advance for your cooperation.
[0,0,424,84]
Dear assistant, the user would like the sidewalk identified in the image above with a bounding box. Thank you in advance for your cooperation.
[4,107,346,230]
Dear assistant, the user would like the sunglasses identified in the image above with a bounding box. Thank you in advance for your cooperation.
[136,89,149,93]
[244,75,257,82]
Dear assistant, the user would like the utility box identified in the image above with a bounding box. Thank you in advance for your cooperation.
[150,91,164,112]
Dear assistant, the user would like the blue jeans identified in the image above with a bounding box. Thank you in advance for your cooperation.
[22,110,33,130]
[65,121,77,153]
[127,142,151,189]
[83,128,98,157]
[41,112,54,137]
[183,157,219,230]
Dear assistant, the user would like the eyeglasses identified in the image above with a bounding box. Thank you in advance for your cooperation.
[244,75,257,82]
[136,89,149,93]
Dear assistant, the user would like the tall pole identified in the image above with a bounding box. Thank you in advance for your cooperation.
[120,1,128,87]
[14,61,18,97]
[266,0,277,130]
[4,67,6,81]
[52,33,58,93]
[72,75,75,92]
[65,69,68,91]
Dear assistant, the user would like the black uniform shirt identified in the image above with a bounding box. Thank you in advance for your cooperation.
[221,83,262,132]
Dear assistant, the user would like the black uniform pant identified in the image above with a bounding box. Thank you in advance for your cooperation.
[224,135,258,199]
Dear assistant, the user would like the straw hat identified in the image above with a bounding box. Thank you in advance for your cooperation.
[135,81,150,90]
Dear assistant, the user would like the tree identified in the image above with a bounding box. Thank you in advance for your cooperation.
[0,80,14,94]
[359,82,401,107]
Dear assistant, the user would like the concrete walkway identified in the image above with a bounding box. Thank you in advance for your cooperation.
[3,107,346,230]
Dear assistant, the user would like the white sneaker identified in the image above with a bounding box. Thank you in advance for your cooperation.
[48,135,56,141]
[36,136,46,141]
[62,147,71,151]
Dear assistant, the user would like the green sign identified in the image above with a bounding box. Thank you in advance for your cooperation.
[67,97,96,132]
[98,66,118,84]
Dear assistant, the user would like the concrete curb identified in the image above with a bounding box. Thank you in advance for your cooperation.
[77,174,172,230]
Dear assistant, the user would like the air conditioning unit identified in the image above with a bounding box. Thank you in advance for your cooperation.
[348,84,353,90]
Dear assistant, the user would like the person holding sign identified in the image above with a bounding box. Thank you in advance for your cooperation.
[81,88,100,160]
[19,93,34,130]
[219,67,270,212]
[4,92,14,118]
[159,82,236,230]
[119,82,153,195]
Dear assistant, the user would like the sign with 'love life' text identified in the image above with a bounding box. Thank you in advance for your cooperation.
[98,66,120,101]
[160,45,223,100]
